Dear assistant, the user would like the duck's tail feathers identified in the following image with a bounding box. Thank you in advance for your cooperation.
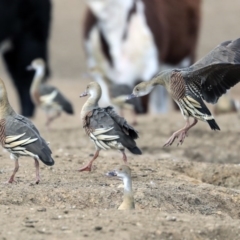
[40,157,54,166]
[38,148,55,166]
[128,146,142,155]
[63,101,74,115]
[207,119,220,130]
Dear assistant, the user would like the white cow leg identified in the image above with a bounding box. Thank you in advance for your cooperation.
[149,85,169,114]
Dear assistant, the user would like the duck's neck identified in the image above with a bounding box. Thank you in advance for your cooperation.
[81,94,100,119]
[94,73,112,107]
[30,66,45,99]
[0,90,15,119]
[118,176,135,210]
[123,176,133,194]
[149,73,166,87]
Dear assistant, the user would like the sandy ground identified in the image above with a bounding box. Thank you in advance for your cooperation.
[0,0,240,240]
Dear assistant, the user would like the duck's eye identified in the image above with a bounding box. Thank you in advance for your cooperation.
[136,88,139,92]
[119,168,122,171]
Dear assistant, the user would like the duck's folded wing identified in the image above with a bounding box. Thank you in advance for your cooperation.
[39,90,58,104]
[4,115,54,165]
[104,106,139,139]
[183,38,240,104]
[40,85,74,114]
[83,109,120,150]
[39,85,56,96]
[14,115,40,135]
[84,108,140,152]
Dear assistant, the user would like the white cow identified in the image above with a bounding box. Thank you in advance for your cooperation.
[83,0,201,114]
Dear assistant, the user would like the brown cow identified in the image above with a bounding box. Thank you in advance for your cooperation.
[83,0,201,114]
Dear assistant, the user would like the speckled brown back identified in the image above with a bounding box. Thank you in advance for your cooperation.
[169,71,186,101]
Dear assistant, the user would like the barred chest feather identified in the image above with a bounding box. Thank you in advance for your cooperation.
[82,111,94,136]
[0,119,5,146]
[169,71,186,101]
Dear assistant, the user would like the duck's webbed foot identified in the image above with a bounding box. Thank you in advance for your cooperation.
[163,129,188,147]
[178,130,188,146]
[163,118,198,147]
[78,150,100,172]
[78,162,93,172]
[8,177,18,184]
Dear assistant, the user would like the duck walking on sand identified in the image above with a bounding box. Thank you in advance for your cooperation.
[79,82,141,172]
[0,78,54,183]
[107,165,135,210]
[27,58,74,127]
[128,38,240,146]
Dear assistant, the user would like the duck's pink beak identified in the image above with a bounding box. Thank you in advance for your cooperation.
[26,65,34,71]
[106,170,117,177]
[79,91,88,97]
[126,93,136,100]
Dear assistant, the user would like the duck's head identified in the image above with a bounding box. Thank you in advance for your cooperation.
[107,165,132,180]
[80,81,102,99]
[127,82,154,99]
[27,58,45,72]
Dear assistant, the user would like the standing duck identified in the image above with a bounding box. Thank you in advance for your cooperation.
[27,58,74,127]
[79,82,141,171]
[0,78,54,183]
[128,38,240,146]
[107,165,135,210]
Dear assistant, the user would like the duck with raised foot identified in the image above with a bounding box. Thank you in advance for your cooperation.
[0,78,54,183]
[128,38,240,146]
[27,58,74,127]
[107,165,135,210]
[79,82,141,172]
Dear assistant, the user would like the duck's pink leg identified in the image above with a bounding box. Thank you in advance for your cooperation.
[8,159,19,183]
[34,158,40,184]
[121,150,127,163]
[164,118,198,147]
[78,150,100,172]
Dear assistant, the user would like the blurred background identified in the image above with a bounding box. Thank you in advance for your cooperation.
[0,0,240,117]
[1,2,240,237]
